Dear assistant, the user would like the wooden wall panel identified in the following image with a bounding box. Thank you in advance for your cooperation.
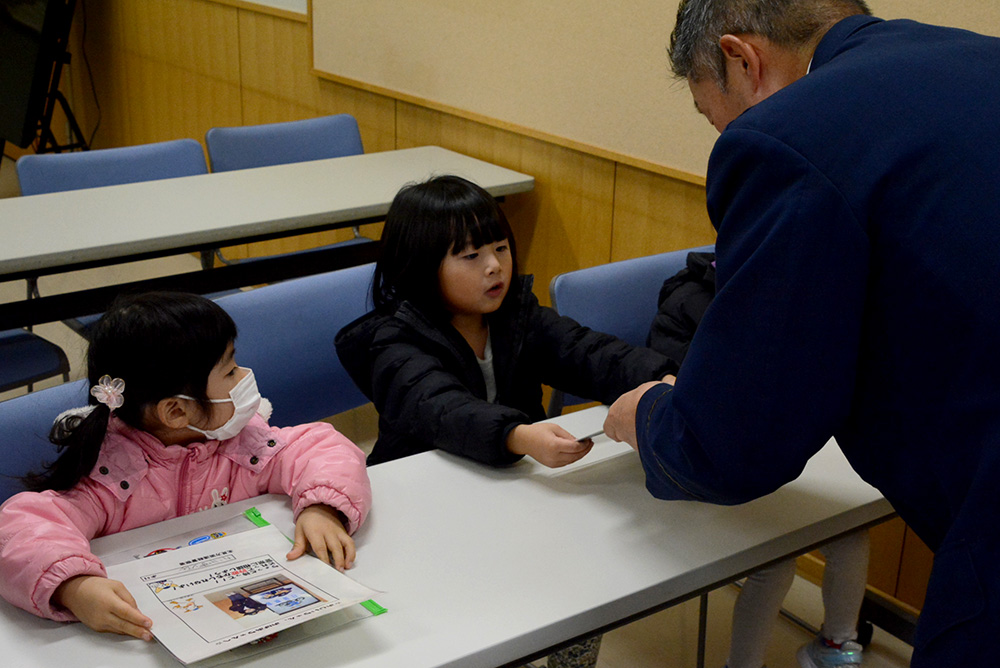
[611,165,715,261]
[68,0,131,149]
[115,0,242,146]
[234,10,396,258]
[896,527,934,610]
[239,11,324,124]
[866,517,907,595]
[237,11,396,151]
[314,79,397,156]
[396,103,615,305]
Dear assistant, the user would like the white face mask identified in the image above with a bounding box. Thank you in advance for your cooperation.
[179,369,261,441]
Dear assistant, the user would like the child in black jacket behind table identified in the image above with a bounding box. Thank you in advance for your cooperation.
[336,174,676,668]
[336,174,677,469]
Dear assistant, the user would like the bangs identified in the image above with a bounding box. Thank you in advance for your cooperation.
[429,175,512,255]
[373,174,519,313]
[446,208,510,255]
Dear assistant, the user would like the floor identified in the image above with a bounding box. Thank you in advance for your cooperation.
[0,153,912,667]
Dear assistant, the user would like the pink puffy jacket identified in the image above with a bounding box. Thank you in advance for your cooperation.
[0,413,371,622]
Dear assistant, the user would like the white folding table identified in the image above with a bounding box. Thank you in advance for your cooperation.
[0,146,534,328]
[0,406,894,667]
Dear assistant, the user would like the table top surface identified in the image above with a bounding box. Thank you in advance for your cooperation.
[0,146,534,278]
[0,407,893,668]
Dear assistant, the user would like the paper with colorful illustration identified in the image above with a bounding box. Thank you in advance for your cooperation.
[105,523,378,664]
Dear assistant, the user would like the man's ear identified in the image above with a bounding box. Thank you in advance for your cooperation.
[719,34,764,92]
[155,397,192,430]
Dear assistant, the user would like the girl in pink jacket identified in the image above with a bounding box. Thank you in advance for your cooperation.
[0,292,372,643]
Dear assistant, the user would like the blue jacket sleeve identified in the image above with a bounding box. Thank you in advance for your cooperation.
[636,128,869,504]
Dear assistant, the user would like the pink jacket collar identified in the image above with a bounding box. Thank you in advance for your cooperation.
[89,414,287,501]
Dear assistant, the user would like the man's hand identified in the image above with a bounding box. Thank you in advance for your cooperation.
[54,575,153,641]
[604,380,669,450]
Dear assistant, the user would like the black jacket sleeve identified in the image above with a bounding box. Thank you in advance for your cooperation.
[523,295,679,404]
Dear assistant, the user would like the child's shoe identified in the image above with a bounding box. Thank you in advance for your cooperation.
[797,635,863,668]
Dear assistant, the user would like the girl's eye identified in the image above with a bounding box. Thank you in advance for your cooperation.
[496,244,508,253]
[464,252,479,260]
[227,367,238,376]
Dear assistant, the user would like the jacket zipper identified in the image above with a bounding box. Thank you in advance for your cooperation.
[178,449,196,516]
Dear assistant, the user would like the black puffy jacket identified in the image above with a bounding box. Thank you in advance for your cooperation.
[335,276,676,466]
[646,252,716,366]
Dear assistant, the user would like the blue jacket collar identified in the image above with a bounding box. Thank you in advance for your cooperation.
[811,14,883,71]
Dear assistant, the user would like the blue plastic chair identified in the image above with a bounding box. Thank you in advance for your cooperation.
[0,263,375,498]
[15,139,211,337]
[0,329,71,394]
[0,379,89,503]
[204,114,364,173]
[214,263,375,427]
[16,138,207,195]
[546,244,715,416]
[205,114,370,248]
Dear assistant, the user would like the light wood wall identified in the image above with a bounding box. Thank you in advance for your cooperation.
[59,0,931,612]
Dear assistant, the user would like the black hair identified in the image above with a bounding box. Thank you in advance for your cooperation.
[372,174,519,319]
[25,292,238,492]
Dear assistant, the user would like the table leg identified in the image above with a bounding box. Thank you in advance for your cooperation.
[697,592,708,668]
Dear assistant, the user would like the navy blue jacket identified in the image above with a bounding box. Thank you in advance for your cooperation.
[636,16,1000,664]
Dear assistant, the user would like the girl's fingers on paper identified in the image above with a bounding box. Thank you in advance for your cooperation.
[107,585,152,640]
[325,537,344,570]
[112,612,153,641]
[329,532,357,571]
[286,526,307,560]
[341,534,356,570]
[310,531,332,566]
[286,544,305,560]
[110,579,138,607]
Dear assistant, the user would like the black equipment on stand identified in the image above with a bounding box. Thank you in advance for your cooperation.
[0,0,88,158]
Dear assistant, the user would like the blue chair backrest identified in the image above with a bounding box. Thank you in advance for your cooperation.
[548,245,714,409]
[214,263,375,427]
[205,114,364,173]
[16,139,208,195]
[550,245,715,348]
[0,380,90,503]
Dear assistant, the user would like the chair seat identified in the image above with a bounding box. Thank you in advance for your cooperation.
[0,330,72,393]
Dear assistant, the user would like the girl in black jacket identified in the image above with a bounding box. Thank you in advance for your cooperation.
[336,174,676,470]
[336,175,675,668]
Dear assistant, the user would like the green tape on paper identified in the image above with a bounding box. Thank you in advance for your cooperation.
[360,599,387,616]
[244,507,271,527]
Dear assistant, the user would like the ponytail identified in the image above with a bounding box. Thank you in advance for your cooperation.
[24,403,111,492]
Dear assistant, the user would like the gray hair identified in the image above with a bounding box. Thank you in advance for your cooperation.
[669,0,871,85]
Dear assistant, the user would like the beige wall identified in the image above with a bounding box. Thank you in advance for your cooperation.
[310,0,1000,179]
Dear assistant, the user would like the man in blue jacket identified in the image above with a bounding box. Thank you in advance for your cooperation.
[604,1,1000,665]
